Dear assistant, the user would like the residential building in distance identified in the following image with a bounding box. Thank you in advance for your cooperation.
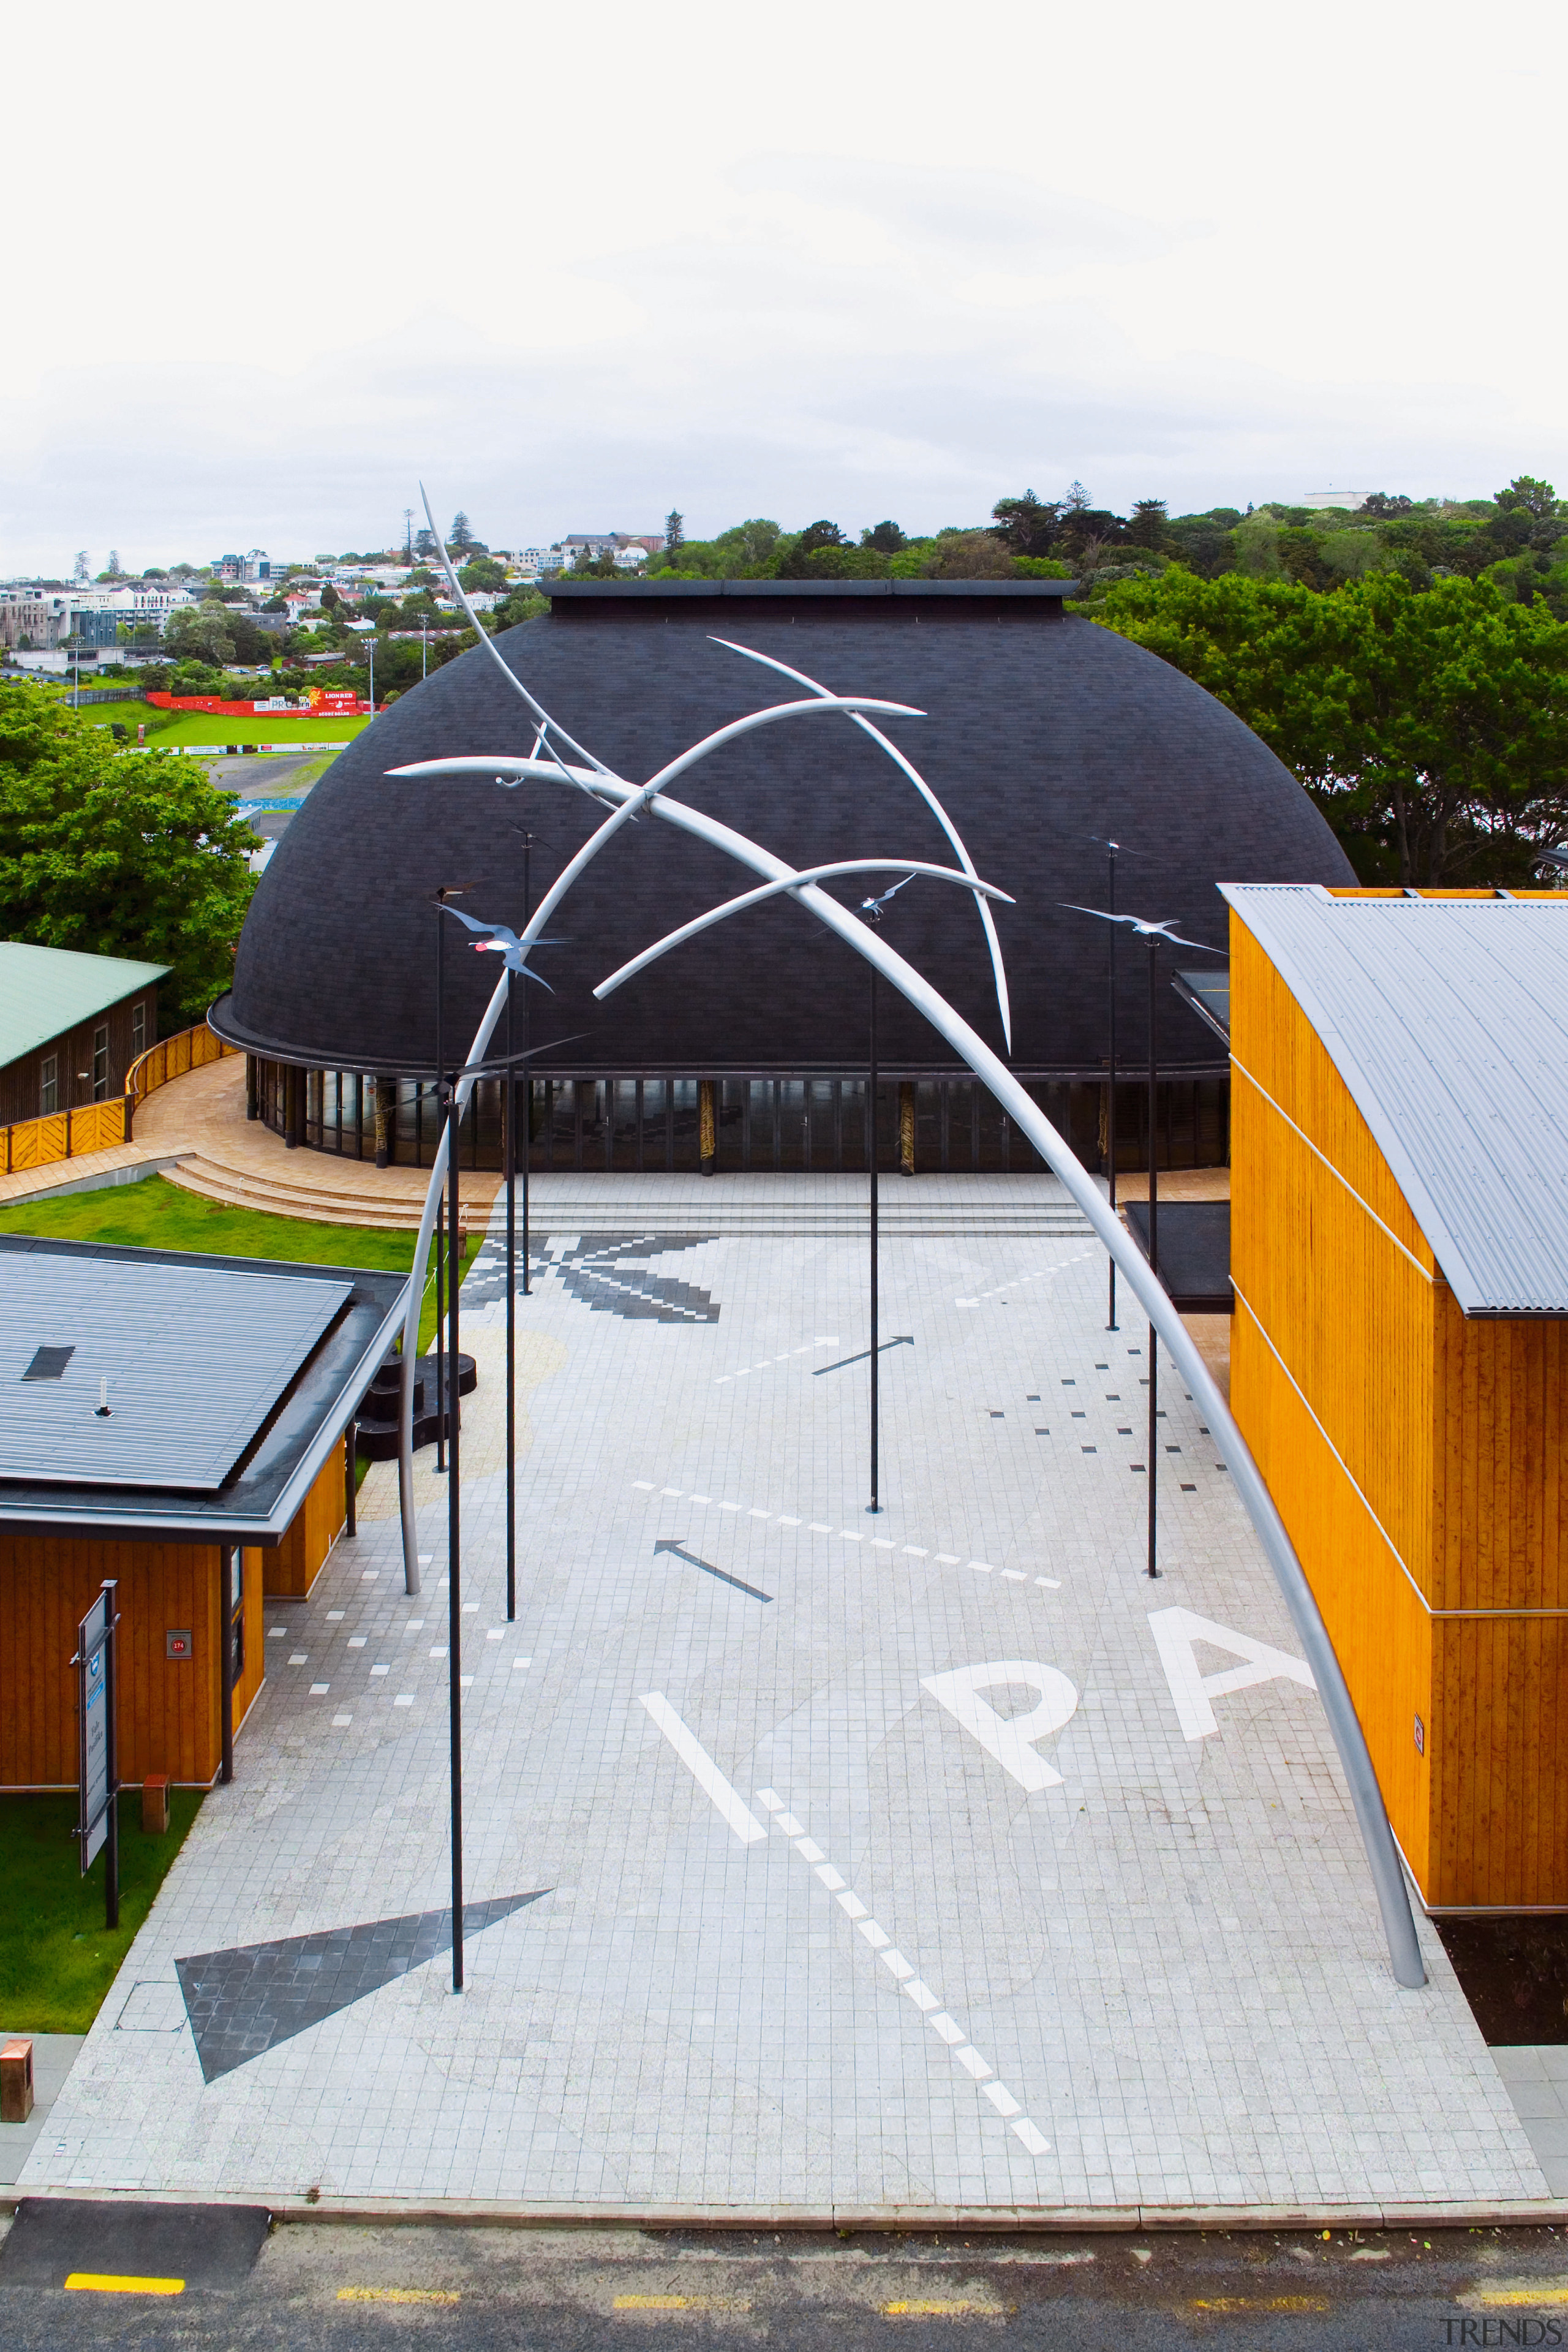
[1301,491,1371,510]
[0,942,168,1128]
[215,550,271,584]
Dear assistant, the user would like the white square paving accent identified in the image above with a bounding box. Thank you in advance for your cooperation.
[20,1215,1544,2214]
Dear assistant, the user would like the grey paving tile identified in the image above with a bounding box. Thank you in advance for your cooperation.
[16,1204,1546,2211]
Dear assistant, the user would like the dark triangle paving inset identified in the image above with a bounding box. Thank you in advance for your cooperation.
[176,1890,549,2083]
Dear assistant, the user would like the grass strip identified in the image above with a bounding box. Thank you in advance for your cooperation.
[0,1790,203,2032]
[0,1174,477,1353]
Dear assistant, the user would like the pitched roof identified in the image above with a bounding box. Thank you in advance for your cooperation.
[1221,885,1568,1316]
[0,941,168,1068]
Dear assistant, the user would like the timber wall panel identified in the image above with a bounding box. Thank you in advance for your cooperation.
[1232,1291,1434,1888]
[0,1539,225,1787]
[1230,897,1568,1910]
[1230,916,1439,1602]
[1431,1618,1568,1909]
[255,1446,347,1600]
[1433,1300,1568,1616]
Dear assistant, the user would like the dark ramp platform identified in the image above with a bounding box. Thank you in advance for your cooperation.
[1124,1200,1232,1314]
[0,2197,268,2288]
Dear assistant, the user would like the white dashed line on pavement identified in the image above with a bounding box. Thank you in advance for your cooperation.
[754,1788,1050,2160]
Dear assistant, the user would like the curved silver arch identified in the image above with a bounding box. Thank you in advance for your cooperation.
[384,753,1425,1991]
[710,636,1014,1054]
[386,692,921,1589]
[594,859,1014,1002]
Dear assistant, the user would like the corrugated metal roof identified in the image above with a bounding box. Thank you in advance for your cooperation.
[1221,886,1568,1316]
[0,1256,352,1488]
[0,942,169,1069]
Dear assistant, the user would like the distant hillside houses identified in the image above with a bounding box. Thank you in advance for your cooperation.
[521,533,666,577]
[0,582,195,652]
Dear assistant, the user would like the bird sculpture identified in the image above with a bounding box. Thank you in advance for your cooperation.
[860,873,917,924]
[439,903,558,989]
[1059,905,1221,956]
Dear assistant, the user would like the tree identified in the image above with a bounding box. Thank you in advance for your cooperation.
[164,603,238,668]
[1126,499,1169,552]
[74,551,90,582]
[320,584,340,612]
[448,512,481,556]
[1093,569,1568,886]
[458,556,507,592]
[1496,476,1560,524]
[414,526,438,560]
[107,549,123,576]
[990,491,1060,557]
[664,510,685,554]
[861,519,908,553]
[923,529,1016,579]
[0,688,258,1028]
[777,519,850,576]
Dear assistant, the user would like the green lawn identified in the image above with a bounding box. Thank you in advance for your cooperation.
[0,1790,203,2032]
[89,706,371,749]
[0,1175,476,1353]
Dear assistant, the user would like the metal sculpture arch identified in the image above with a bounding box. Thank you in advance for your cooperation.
[382,497,1425,1992]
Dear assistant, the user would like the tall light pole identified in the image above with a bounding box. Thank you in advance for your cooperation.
[1060,902,1225,1580]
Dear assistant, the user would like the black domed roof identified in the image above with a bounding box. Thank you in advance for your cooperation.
[217,583,1352,1079]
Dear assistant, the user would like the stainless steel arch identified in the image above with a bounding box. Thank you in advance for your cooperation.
[388,741,1423,1988]
[594,858,1014,1001]
[710,636,1015,1053]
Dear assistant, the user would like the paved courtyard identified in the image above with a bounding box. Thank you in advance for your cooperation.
[18,1177,1551,2218]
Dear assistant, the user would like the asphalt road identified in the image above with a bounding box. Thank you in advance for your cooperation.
[3,2207,1568,2348]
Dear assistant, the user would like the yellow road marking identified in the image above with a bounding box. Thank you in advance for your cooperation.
[614,2294,752,2313]
[337,2287,462,2304]
[1192,2297,1329,2313]
[64,2274,184,2296]
[883,2300,1008,2318]
[1476,2290,1568,2307]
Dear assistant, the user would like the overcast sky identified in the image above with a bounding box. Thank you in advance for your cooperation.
[4,0,1561,574]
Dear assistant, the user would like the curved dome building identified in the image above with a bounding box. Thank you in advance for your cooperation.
[212,579,1353,1175]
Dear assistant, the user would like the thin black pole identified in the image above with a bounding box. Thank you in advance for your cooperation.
[1107,843,1119,1332]
[1147,934,1159,1581]
[103,1581,119,1931]
[447,1065,464,1992]
[521,834,532,1298]
[868,967,880,1515]
[434,911,446,1474]
[505,964,516,1623]
[218,1548,235,1784]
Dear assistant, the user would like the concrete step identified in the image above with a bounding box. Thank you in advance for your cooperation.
[167,1156,478,1234]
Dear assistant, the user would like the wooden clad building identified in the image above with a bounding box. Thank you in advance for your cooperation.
[0,1235,406,1790]
[1224,885,1568,1912]
[0,941,167,1128]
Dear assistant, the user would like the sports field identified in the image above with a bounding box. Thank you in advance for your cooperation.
[77,700,372,748]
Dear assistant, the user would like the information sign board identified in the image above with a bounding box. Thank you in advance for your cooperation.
[73,1582,119,1923]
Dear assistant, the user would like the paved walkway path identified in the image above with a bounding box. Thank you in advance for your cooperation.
[19,1198,1545,2218]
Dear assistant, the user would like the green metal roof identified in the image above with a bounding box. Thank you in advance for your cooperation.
[0,941,170,1069]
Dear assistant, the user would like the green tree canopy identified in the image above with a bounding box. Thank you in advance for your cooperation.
[458,556,507,592]
[1093,570,1568,886]
[990,491,1061,557]
[0,689,258,1028]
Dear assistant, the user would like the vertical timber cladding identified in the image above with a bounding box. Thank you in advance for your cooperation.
[248,1447,348,1602]
[1228,907,1568,1909]
[0,1535,265,1789]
